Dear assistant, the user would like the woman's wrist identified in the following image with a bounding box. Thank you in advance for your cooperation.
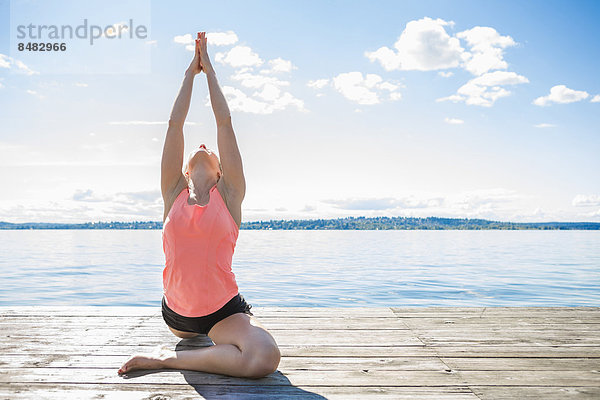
[203,64,216,76]
[185,68,198,78]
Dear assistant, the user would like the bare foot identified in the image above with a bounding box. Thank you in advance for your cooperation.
[118,346,173,375]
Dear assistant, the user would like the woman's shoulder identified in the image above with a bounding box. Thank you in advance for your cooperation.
[217,178,242,229]
[163,177,188,223]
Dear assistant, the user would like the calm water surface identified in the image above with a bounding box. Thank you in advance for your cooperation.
[0,230,598,307]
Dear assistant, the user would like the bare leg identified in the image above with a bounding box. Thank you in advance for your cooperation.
[118,343,248,377]
[118,314,279,379]
[163,344,249,377]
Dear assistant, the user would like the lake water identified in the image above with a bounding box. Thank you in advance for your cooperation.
[0,230,598,307]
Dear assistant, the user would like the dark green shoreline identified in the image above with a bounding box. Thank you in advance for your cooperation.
[1,216,599,230]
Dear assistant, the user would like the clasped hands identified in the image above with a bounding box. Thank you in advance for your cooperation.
[187,31,214,76]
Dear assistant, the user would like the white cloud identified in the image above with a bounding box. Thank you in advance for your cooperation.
[591,94,600,103]
[214,85,305,114]
[330,71,402,104]
[364,19,529,108]
[186,33,306,115]
[586,209,600,217]
[572,194,600,207]
[435,94,464,103]
[0,53,38,75]
[230,70,290,89]
[323,197,426,210]
[253,83,282,101]
[260,57,295,73]
[173,33,193,44]
[437,70,528,107]
[534,123,556,128]
[365,19,518,78]
[215,45,264,68]
[301,204,317,212]
[222,69,304,113]
[206,31,239,46]
[470,70,529,86]
[389,92,403,101]
[448,188,524,212]
[378,81,399,91]
[533,85,589,106]
[0,54,9,69]
[145,40,157,45]
[365,17,466,71]
[322,188,523,216]
[74,82,88,87]
[26,89,44,99]
[445,117,464,124]
[307,78,329,89]
[456,26,516,76]
[332,72,379,105]
[73,189,112,202]
[175,31,239,51]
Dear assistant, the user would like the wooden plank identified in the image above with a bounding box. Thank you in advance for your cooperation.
[1,367,599,387]
[8,318,600,330]
[416,338,600,346]
[0,383,479,399]
[394,327,600,336]
[454,370,600,386]
[392,307,600,318]
[0,307,397,317]
[392,307,600,313]
[3,342,599,357]
[469,386,600,399]
[4,334,598,348]
[403,329,600,337]
[419,345,600,358]
[0,368,466,386]
[0,354,448,371]
[0,307,159,317]
[5,318,600,330]
[0,329,424,346]
[0,316,410,330]
[401,317,600,326]
[1,344,436,357]
[441,357,600,371]
[2,306,597,317]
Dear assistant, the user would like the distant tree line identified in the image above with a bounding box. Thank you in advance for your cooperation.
[1,216,598,230]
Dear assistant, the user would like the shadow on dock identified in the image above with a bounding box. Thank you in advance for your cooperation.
[119,337,328,399]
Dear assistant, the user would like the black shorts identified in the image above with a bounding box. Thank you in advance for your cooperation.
[161,293,254,335]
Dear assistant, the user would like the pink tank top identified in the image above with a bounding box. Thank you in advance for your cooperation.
[162,183,240,317]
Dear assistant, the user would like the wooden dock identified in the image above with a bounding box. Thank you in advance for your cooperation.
[1,306,599,399]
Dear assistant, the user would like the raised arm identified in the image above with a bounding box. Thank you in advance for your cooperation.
[161,34,203,199]
[198,32,246,200]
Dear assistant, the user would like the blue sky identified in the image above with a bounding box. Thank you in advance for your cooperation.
[0,0,599,223]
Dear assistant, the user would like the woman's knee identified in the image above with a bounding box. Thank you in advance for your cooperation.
[242,344,281,378]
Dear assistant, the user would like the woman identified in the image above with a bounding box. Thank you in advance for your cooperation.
[118,32,281,379]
